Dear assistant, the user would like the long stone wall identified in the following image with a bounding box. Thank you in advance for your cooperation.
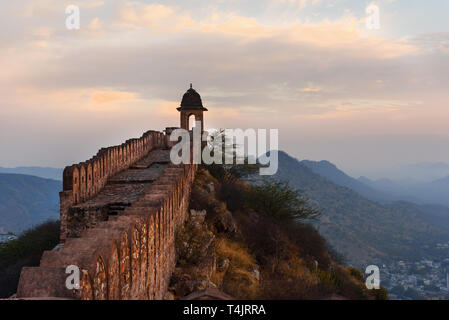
[16,129,199,300]
[59,130,166,242]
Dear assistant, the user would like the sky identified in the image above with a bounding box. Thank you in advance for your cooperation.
[0,0,448,178]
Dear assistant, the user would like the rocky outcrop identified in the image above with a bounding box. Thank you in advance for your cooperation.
[168,169,261,299]
[170,210,217,299]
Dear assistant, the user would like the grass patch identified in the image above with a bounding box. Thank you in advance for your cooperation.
[215,237,260,299]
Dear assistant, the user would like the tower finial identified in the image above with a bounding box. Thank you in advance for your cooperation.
[190,83,193,89]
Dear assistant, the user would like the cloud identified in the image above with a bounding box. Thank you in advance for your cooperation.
[269,0,322,10]
[411,32,449,54]
[294,98,422,120]
[117,3,195,32]
[1,1,448,169]
[74,0,105,9]
[22,0,105,18]
[87,17,102,31]
[33,27,54,38]
[113,3,418,59]
[90,90,137,104]
[299,85,322,93]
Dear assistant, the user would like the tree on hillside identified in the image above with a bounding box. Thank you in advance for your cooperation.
[202,129,261,181]
[246,180,321,221]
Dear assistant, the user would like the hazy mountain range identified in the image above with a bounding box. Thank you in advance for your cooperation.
[300,160,395,204]
[300,160,449,207]
[0,167,63,181]
[0,174,61,234]
[358,176,449,207]
[274,152,449,267]
[2,160,449,268]
[363,162,449,182]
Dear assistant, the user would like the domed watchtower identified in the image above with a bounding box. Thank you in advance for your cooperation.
[177,84,208,133]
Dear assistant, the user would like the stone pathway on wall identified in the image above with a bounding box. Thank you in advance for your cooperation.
[66,149,171,238]
[74,149,170,211]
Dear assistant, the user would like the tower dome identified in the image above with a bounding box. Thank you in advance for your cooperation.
[177,84,208,111]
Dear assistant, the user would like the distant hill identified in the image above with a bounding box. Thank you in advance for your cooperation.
[360,175,449,207]
[0,167,62,181]
[299,160,432,205]
[366,162,449,182]
[272,151,449,267]
[0,174,61,234]
[420,177,449,207]
[387,202,449,232]
[433,175,449,184]
[409,162,449,181]
[300,160,393,203]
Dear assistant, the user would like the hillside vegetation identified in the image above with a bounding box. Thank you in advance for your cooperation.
[0,221,60,298]
[170,168,386,300]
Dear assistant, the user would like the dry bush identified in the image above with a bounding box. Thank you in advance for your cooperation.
[260,276,323,300]
[216,237,255,267]
[282,222,332,270]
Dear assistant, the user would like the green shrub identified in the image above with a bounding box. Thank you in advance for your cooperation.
[246,180,320,221]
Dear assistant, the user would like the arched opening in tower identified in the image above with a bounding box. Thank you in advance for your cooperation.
[188,113,196,131]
